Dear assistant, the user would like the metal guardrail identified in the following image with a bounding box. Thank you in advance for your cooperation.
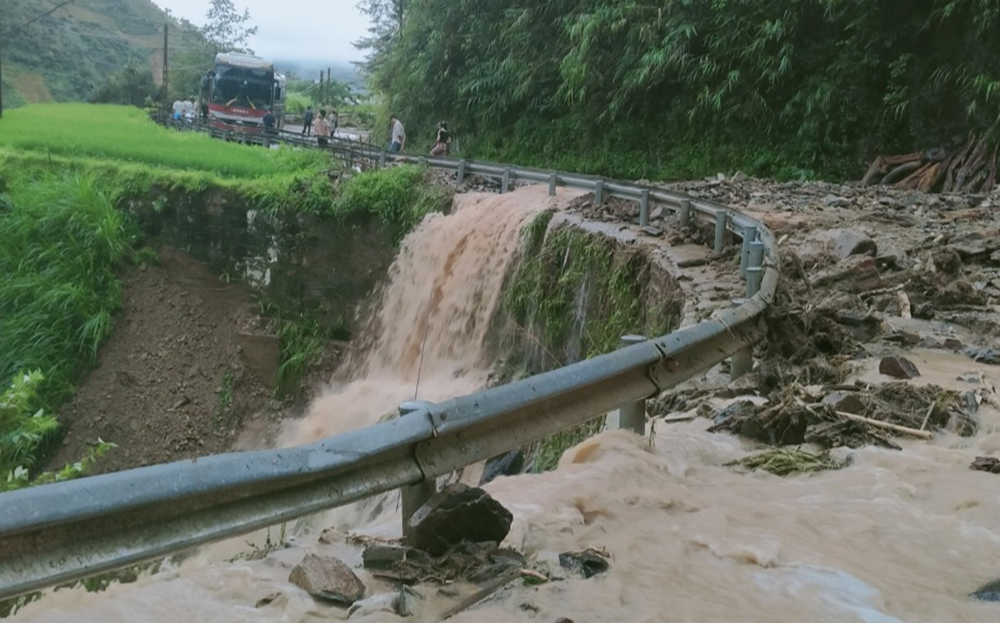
[0,127,780,600]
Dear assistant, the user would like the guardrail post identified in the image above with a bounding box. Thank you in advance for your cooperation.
[617,335,648,435]
[418,156,427,168]
[594,180,604,206]
[639,190,650,226]
[457,159,466,186]
[729,297,753,380]
[713,210,728,254]
[502,168,511,194]
[746,241,764,297]
[748,240,765,274]
[398,401,435,537]
[739,225,758,278]
[679,199,691,229]
[548,172,557,197]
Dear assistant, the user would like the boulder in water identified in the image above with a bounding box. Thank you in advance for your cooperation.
[404,483,513,557]
[970,457,1000,474]
[879,355,921,379]
[480,449,524,485]
[972,579,1000,602]
[289,553,366,605]
[559,548,610,579]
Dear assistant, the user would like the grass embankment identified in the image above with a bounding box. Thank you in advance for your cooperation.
[497,214,682,472]
[0,104,453,479]
[0,176,128,489]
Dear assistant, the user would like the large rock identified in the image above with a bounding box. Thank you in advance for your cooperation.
[972,579,1000,602]
[879,356,921,379]
[480,449,524,486]
[932,249,963,275]
[289,554,366,605]
[831,229,877,260]
[822,391,865,414]
[812,255,882,293]
[559,548,610,578]
[404,483,513,557]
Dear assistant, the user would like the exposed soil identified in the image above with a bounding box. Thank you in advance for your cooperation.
[48,248,290,474]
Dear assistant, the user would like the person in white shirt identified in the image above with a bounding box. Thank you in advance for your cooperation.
[389,115,406,153]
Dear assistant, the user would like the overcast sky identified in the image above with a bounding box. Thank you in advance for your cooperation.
[152,0,371,65]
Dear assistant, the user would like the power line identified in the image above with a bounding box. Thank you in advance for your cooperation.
[1,0,78,39]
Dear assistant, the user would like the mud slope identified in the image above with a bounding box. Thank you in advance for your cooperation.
[48,248,280,474]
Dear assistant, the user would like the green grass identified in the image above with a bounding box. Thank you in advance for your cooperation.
[333,164,453,243]
[0,174,128,489]
[0,174,130,408]
[0,104,327,178]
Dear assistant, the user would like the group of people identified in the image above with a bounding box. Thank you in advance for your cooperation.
[388,116,451,156]
[296,109,452,155]
[171,99,198,122]
[300,106,339,146]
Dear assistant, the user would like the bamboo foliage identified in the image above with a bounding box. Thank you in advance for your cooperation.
[361,0,1000,178]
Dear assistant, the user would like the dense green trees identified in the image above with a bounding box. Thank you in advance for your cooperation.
[89,65,160,107]
[362,0,1000,180]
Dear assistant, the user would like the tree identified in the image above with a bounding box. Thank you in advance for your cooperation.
[354,0,406,73]
[202,0,258,55]
[169,49,213,101]
[89,65,160,107]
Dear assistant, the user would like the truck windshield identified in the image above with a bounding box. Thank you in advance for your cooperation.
[212,65,273,109]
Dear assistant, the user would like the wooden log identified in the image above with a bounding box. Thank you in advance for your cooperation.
[956,136,988,190]
[980,147,998,193]
[944,139,974,192]
[917,162,944,193]
[835,411,933,440]
[898,162,932,189]
[861,155,887,186]
[881,160,923,185]
[927,153,955,193]
[884,151,923,166]
[962,167,988,193]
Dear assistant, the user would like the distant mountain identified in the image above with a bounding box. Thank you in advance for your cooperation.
[2,0,212,107]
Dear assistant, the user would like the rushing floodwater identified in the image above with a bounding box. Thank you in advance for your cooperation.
[12,186,1000,622]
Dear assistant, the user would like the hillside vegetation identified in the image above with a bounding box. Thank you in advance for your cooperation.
[2,0,211,106]
[365,0,1000,181]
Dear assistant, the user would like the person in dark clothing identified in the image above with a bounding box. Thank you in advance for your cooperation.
[263,109,276,134]
[430,121,451,156]
[302,106,314,136]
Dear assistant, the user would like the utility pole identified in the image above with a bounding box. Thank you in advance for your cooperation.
[162,24,169,113]
[319,70,324,105]
[326,67,331,104]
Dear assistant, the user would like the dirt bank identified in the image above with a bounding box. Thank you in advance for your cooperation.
[48,248,291,474]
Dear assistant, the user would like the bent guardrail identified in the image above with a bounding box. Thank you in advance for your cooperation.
[0,141,779,600]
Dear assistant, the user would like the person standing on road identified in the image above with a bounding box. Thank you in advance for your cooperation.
[314,109,331,147]
[389,115,406,153]
[263,108,277,134]
[430,121,451,156]
[302,106,314,136]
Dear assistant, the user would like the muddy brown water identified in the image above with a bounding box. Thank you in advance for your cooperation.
[13,186,1000,622]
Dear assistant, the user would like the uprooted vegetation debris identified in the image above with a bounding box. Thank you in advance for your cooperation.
[708,382,978,450]
[725,448,850,476]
